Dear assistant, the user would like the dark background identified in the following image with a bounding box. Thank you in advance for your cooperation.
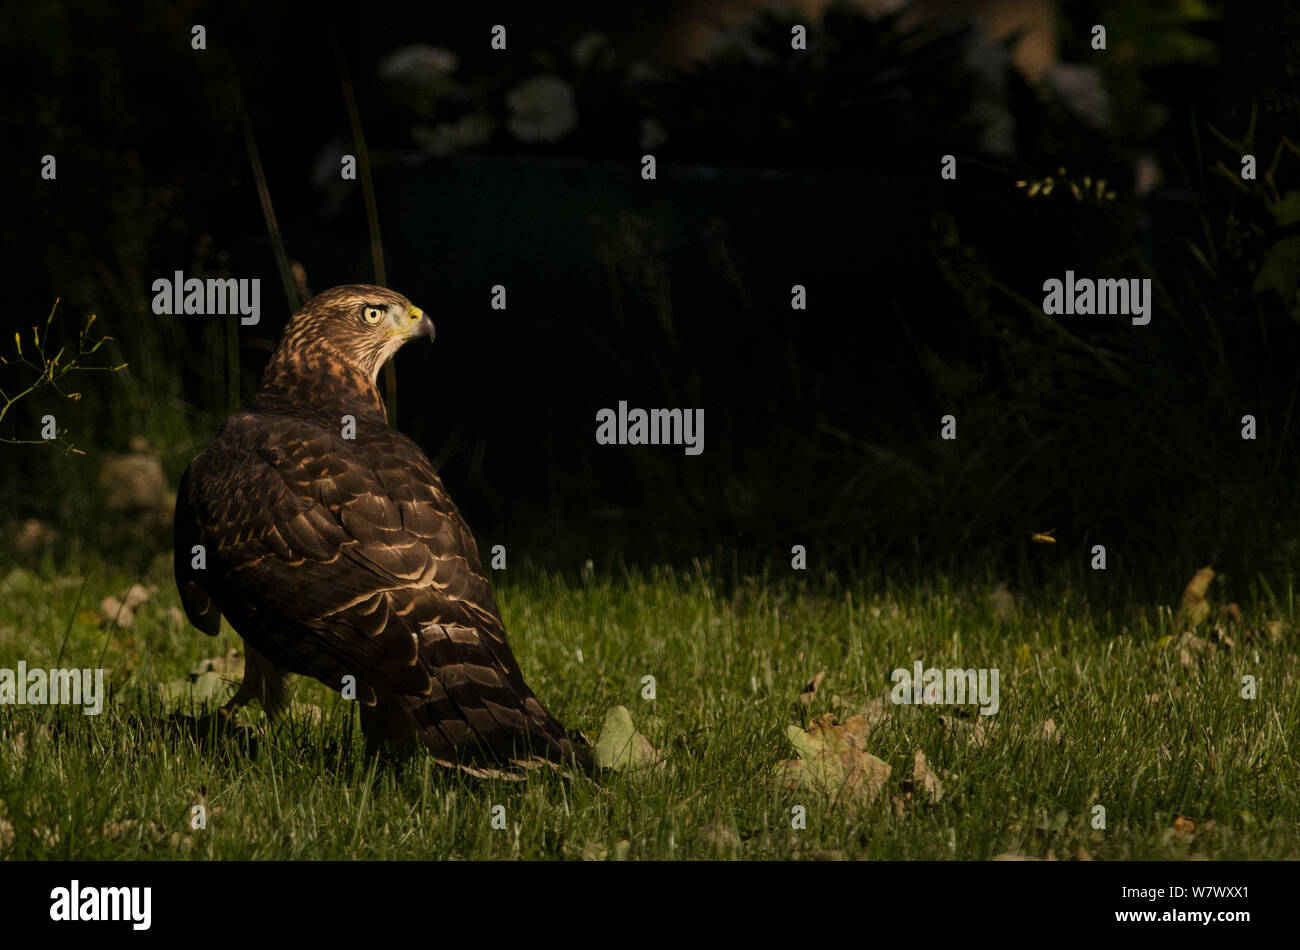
[1,0,1297,595]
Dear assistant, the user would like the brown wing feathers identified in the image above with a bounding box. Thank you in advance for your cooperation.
[173,285,591,776]
[178,414,591,774]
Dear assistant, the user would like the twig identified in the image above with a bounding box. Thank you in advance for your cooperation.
[335,35,397,422]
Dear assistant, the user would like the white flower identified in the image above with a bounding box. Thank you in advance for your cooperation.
[378,44,459,85]
[1045,63,1111,128]
[505,75,578,144]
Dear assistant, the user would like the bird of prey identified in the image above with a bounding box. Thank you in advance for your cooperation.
[173,284,592,777]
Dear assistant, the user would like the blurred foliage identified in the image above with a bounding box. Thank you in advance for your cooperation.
[1062,0,1220,141]
[1206,107,1300,320]
[1,0,1296,596]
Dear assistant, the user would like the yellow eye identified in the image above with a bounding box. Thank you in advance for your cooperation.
[363,306,384,325]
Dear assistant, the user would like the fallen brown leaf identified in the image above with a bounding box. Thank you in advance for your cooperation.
[912,750,944,802]
[890,792,907,820]
[1174,566,1214,630]
[1176,630,1215,667]
[778,713,891,803]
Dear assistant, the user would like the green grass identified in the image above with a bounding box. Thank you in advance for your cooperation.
[0,556,1297,860]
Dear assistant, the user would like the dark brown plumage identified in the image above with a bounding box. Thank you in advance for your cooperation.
[173,284,591,777]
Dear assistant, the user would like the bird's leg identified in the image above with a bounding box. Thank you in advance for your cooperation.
[359,695,422,761]
[221,643,289,721]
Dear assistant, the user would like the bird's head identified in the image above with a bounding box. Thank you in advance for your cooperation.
[254,284,436,420]
[279,284,435,383]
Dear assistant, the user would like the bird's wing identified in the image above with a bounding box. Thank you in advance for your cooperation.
[174,464,222,636]
[175,408,587,770]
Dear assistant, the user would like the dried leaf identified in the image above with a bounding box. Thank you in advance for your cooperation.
[778,714,891,802]
[912,750,944,802]
[939,713,988,747]
[890,793,907,820]
[593,705,661,772]
[1175,630,1215,667]
[578,841,608,861]
[701,824,742,856]
[860,696,889,727]
[1175,566,1215,630]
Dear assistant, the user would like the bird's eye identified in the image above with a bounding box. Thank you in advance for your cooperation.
[363,306,384,325]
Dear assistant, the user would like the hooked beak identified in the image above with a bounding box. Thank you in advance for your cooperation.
[408,306,435,342]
